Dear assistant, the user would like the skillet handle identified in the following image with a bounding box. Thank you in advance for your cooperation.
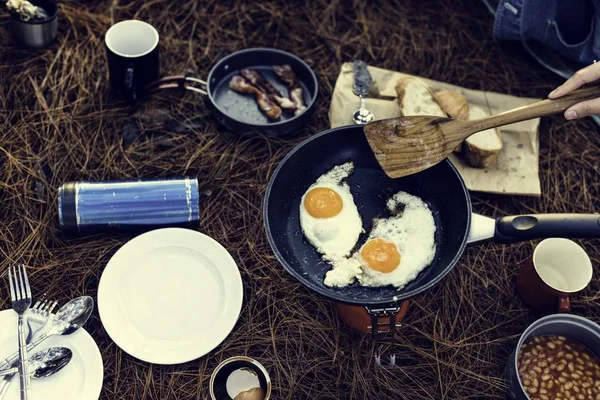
[146,75,208,95]
[494,214,600,244]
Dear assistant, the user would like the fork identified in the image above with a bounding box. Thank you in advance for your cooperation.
[26,295,58,343]
[8,264,32,400]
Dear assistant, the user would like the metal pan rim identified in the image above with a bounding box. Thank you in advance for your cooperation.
[263,125,472,306]
[206,47,318,128]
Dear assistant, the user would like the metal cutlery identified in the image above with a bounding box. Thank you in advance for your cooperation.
[26,295,58,344]
[8,264,32,400]
[352,60,375,124]
[0,347,72,400]
[0,347,72,378]
[0,296,93,369]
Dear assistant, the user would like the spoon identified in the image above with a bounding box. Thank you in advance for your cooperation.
[352,60,374,125]
[0,296,93,369]
[0,347,72,399]
[0,347,72,378]
[363,84,600,178]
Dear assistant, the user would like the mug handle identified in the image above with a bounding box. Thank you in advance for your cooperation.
[125,65,137,105]
[558,295,571,313]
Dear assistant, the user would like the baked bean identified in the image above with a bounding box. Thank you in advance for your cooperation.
[518,335,600,400]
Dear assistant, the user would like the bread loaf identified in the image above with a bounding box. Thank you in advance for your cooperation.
[434,90,469,120]
[434,90,469,152]
[464,106,503,168]
[395,78,447,117]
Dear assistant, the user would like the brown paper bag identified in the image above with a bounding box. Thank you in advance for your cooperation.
[329,63,542,196]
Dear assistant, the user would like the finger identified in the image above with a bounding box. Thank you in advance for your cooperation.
[549,63,600,98]
[563,98,600,120]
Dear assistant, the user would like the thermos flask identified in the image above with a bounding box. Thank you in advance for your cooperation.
[58,177,200,235]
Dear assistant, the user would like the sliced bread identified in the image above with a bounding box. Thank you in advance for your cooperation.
[434,90,469,152]
[434,90,469,120]
[464,105,503,168]
[395,78,447,117]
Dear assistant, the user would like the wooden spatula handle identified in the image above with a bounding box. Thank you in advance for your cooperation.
[471,85,600,134]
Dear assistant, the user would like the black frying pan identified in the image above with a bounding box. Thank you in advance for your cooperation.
[264,125,600,307]
[147,48,318,137]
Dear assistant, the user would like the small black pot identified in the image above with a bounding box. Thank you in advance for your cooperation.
[146,48,318,138]
[10,0,58,48]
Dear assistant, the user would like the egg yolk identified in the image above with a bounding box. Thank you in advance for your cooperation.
[304,187,343,218]
[360,238,401,273]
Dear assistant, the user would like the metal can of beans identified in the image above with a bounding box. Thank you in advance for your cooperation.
[505,314,600,400]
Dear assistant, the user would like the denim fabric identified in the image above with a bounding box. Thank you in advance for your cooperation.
[494,0,600,65]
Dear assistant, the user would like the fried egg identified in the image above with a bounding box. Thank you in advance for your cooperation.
[299,162,363,261]
[324,191,436,288]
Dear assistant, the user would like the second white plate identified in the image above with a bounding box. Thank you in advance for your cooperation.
[98,228,244,364]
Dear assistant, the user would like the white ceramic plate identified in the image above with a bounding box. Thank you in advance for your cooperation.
[0,310,103,400]
[98,228,243,365]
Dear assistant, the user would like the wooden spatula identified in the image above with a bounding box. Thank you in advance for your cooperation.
[363,85,600,178]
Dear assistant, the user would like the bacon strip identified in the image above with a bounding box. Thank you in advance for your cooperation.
[272,64,296,87]
[273,64,306,116]
[240,69,296,110]
[229,75,282,120]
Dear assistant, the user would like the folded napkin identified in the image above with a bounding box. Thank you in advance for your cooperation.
[329,63,542,196]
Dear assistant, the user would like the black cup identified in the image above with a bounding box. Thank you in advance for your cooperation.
[105,20,160,104]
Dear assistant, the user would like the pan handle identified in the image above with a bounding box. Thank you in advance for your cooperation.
[467,214,496,245]
[494,214,600,243]
[146,75,208,95]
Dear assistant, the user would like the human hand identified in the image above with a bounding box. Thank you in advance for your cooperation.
[549,62,600,120]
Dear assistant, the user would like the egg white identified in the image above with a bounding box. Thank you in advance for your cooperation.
[299,162,363,263]
[325,191,437,288]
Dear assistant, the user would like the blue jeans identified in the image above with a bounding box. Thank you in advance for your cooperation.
[494,0,600,65]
